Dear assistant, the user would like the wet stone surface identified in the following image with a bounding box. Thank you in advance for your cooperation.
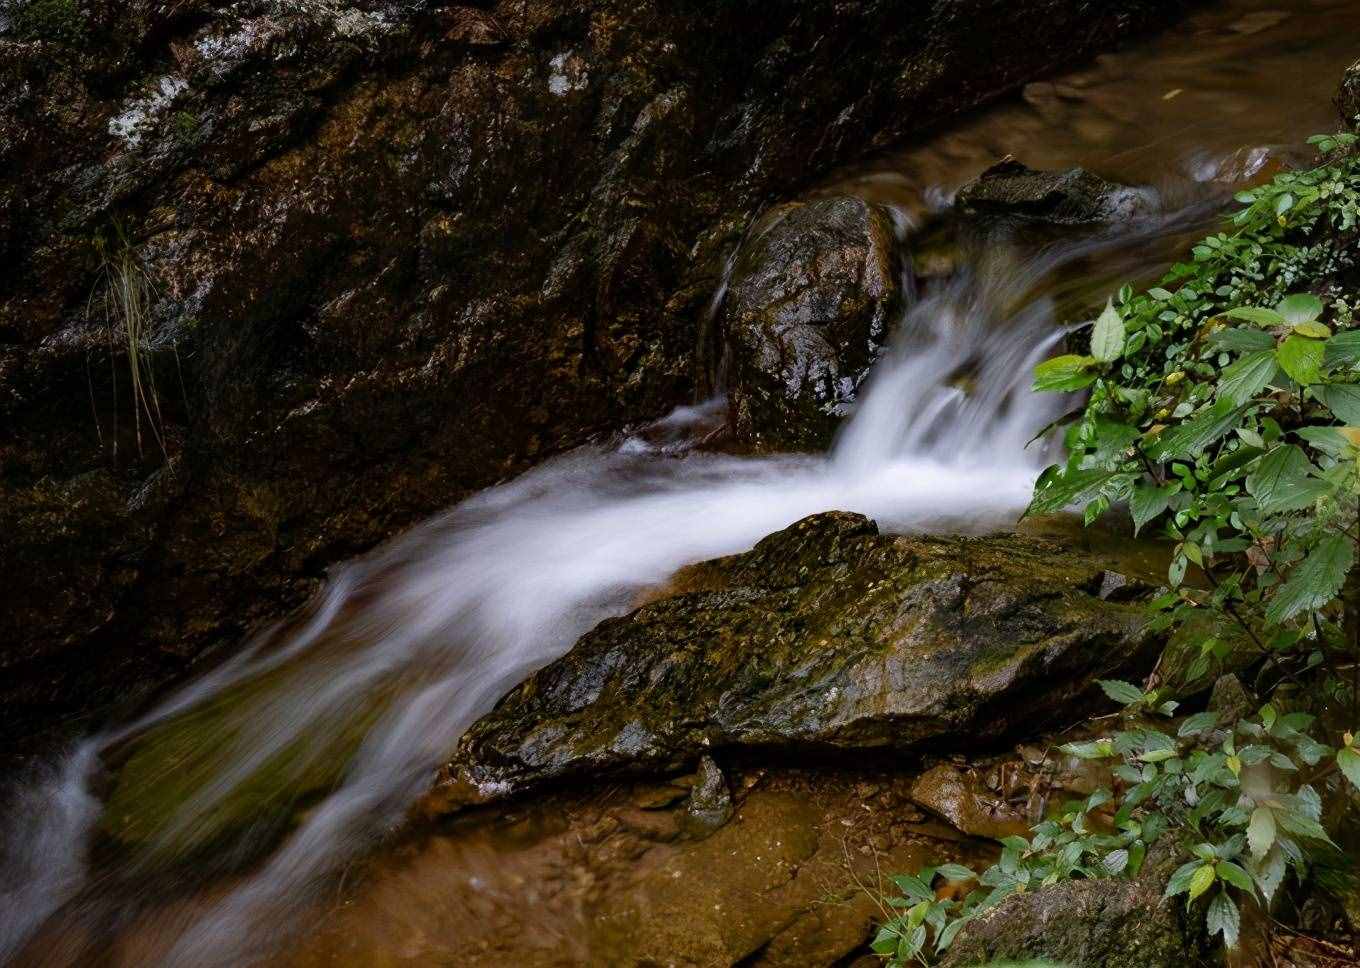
[430,511,1162,812]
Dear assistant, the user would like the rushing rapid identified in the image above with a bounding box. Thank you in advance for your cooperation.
[4,0,1359,963]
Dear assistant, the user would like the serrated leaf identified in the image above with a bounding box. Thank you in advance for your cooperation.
[1129,482,1174,536]
[1265,534,1355,625]
[1209,327,1277,353]
[934,863,976,883]
[1294,321,1332,338]
[1207,891,1241,948]
[1338,746,1360,792]
[1146,399,1244,461]
[1325,329,1360,368]
[1177,711,1219,737]
[1218,351,1278,405]
[1099,679,1146,705]
[1216,861,1255,894]
[1314,384,1360,423]
[1278,334,1325,385]
[1025,467,1118,518]
[1278,293,1324,325]
[1251,847,1287,902]
[1227,306,1287,326]
[1104,849,1130,874]
[1248,807,1277,860]
[1246,445,1314,514]
[1034,354,1097,392]
[1090,298,1126,362]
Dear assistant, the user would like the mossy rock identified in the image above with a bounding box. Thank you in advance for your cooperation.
[939,848,1209,968]
[431,512,1162,811]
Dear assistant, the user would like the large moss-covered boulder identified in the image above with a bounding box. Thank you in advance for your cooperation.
[722,197,903,450]
[429,512,1160,811]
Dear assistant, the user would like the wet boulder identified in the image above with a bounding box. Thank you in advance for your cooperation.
[721,197,905,450]
[429,512,1160,811]
[955,158,1152,226]
[939,846,1207,968]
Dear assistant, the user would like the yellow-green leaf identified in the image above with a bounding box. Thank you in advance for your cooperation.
[1188,864,1217,901]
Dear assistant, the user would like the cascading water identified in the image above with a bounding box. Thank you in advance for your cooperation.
[0,209,1140,967]
[5,0,1359,962]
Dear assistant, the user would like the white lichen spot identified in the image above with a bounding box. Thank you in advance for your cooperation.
[108,75,189,147]
[548,51,588,96]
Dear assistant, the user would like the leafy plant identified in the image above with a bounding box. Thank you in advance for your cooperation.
[879,133,1360,965]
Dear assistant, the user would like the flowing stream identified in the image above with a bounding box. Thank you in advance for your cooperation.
[3,0,1359,964]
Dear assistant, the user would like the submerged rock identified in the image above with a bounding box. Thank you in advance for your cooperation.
[680,754,734,837]
[722,197,904,450]
[429,512,1159,811]
[955,158,1152,226]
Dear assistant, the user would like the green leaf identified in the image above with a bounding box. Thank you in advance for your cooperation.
[1188,864,1217,902]
[1325,329,1360,368]
[1178,711,1219,737]
[1251,847,1286,902]
[1098,679,1146,705]
[1277,334,1325,385]
[1338,746,1360,792]
[1314,384,1360,423]
[1217,351,1278,405]
[1034,354,1097,392]
[1246,445,1314,513]
[1061,739,1114,760]
[1024,467,1117,518]
[1247,806,1277,860]
[1265,533,1355,625]
[934,864,976,883]
[1207,891,1241,949]
[1104,849,1130,875]
[1145,399,1244,461]
[1130,484,1176,536]
[1165,860,1201,897]
[1216,861,1255,894]
[1209,327,1277,353]
[1294,321,1332,339]
[1278,293,1324,325]
[1226,306,1286,327]
[1091,299,1126,363]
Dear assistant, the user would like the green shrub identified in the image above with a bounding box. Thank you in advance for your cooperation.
[878,132,1360,965]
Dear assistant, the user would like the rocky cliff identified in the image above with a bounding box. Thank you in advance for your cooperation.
[0,0,1188,740]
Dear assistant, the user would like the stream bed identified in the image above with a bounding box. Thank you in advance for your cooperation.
[3,0,1360,965]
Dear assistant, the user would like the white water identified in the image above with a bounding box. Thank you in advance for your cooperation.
[0,226,1087,965]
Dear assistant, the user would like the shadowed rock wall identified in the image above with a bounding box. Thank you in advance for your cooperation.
[0,0,1188,739]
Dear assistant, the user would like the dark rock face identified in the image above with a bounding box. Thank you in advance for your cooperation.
[0,0,1189,740]
[722,197,903,450]
[939,847,1206,968]
[955,158,1153,226]
[1341,58,1360,126]
[429,512,1158,811]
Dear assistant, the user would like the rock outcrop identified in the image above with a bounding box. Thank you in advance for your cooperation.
[721,197,904,450]
[955,158,1153,226]
[430,512,1160,812]
[0,0,1191,743]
